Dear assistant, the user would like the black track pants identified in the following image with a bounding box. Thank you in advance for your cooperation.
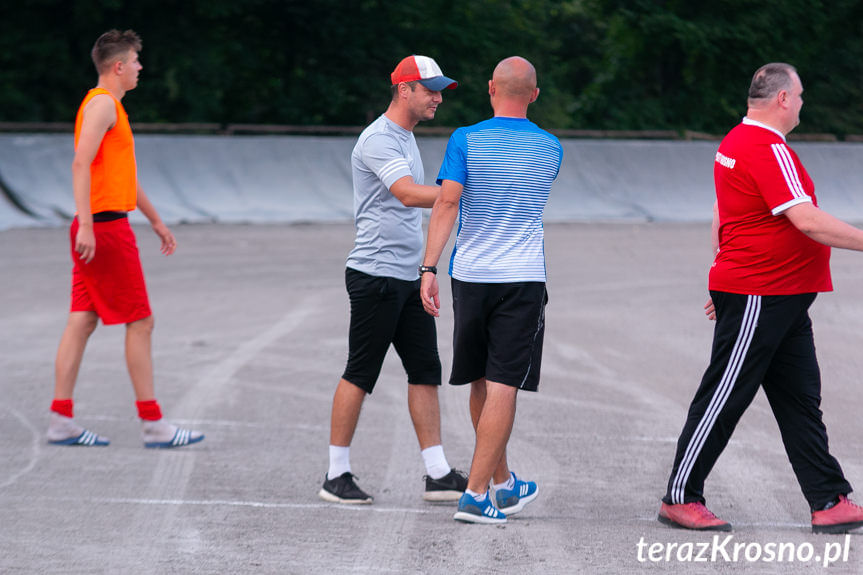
[663,291,851,511]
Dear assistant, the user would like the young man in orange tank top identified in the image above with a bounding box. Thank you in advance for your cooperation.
[48,29,203,448]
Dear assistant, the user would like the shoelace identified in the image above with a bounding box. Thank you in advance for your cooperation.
[688,502,718,520]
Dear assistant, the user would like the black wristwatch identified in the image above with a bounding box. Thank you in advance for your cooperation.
[418,265,437,275]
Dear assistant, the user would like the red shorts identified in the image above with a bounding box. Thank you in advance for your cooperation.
[69,217,152,325]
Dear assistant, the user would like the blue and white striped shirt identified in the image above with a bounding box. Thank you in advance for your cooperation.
[437,117,562,283]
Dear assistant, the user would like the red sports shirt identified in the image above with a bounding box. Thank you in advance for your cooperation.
[709,118,832,295]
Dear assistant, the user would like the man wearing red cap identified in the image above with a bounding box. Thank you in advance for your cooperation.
[319,55,467,504]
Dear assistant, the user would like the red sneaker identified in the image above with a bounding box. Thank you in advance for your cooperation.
[812,495,863,534]
[658,501,732,531]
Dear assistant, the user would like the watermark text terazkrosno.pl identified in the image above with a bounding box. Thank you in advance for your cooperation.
[636,534,851,567]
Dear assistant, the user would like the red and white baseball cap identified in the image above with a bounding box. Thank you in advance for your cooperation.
[391,55,457,91]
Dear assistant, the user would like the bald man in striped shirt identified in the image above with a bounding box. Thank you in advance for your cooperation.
[421,56,563,524]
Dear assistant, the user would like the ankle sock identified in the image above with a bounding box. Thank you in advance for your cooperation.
[465,489,487,501]
[494,473,515,492]
[136,400,163,421]
[328,445,351,480]
[818,496,843,512]
[50,399,74,418]
[421,445,451,479]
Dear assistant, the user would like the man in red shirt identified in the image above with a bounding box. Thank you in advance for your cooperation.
[659,63,863,534]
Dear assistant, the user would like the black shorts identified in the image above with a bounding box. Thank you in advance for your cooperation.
[450,279,547,392]
[342,268,441,393]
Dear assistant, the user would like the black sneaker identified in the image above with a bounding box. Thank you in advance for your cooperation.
[423,468,468,502]
[318,472,373,504]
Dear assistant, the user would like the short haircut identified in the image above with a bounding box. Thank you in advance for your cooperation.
[391,80,418,100]
[748,62,797,102]
[91,29,142,75]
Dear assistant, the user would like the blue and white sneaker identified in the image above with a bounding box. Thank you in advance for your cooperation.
[453,492,507,524]
[494,472,538,515]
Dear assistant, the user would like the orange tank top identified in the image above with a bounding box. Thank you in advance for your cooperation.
[74,88,137,213]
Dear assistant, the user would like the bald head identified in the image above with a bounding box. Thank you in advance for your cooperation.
[492,56,537,99]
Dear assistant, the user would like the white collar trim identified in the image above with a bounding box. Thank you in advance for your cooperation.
[742,117,786,142]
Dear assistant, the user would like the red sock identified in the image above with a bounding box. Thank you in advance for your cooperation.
[136,400,163,421]
[51,399,74,418]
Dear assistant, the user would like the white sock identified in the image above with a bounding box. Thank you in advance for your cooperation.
[494,473,515,492]
[46,412,83,441]
[141,419,177,442]
[328,445,351,480]
[465,489,487,501]
[421,445,451,479]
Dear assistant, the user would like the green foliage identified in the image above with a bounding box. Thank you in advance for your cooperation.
[1,0,863,134]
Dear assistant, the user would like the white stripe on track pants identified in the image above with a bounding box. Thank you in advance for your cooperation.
[663,291,851,511]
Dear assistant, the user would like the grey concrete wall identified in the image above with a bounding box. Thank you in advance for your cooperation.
[1,133,862,230]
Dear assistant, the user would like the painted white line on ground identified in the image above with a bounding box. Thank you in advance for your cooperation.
[738,522,817,529]
[637,515,850,531]
[0,404,42,490]
[25,495,435,514]
[184,299,324,418]
[128,300,326,566]
[84,414,327,431]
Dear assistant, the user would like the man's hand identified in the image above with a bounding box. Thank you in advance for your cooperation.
[153,221,176,255]
[704,297,716,321]
[421,272,440,317]
[75,222,96,263]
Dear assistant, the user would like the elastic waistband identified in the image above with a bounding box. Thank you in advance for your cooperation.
[92,211,128,222]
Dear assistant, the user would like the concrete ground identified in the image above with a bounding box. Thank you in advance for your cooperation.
[2,222,863,574]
